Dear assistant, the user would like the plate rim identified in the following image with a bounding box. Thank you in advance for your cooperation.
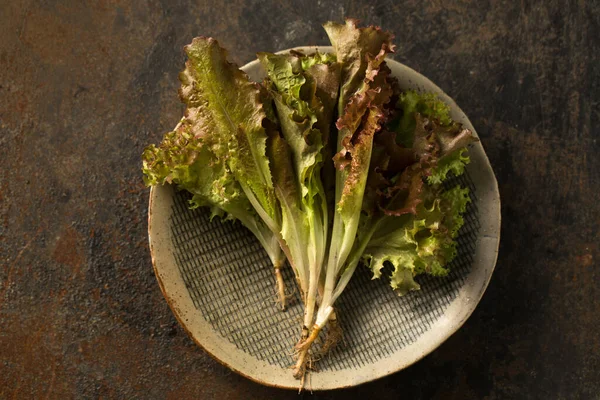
[148,45,501,390]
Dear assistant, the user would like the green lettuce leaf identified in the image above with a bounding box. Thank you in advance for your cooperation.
[362,185,471,294]
[180,37,280,231]
[267,131,309,289]
[142,120,284,268]
[366,97,477,219]
[302,58,342,214]
[348,89,477,295]
[392,90,452,147]
[259,51,341,330]
[300,51,337,70]
[428,148,470,185]
[143,118,248,218]
[142,37,286,271]
[258,52,322,197]
[391,90,477,163]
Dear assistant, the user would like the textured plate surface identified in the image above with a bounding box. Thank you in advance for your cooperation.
[148,46,500,390]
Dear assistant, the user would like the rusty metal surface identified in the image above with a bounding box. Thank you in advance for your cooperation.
[1,0,598,398]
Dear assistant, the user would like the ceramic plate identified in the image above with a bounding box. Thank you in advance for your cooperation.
[148,46,500,390]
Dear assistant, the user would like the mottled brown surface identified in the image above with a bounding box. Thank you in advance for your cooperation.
[1,1,598,398]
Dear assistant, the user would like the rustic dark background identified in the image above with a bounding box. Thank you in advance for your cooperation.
[1,0,599,398]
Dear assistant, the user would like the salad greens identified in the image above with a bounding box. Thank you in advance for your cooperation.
[142,37,289,309]
[142,19,478,380]
[258,51,341,341]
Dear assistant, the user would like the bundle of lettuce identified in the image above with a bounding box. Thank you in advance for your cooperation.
[142,19,477,379]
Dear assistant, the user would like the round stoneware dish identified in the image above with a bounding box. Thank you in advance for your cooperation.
[148,46,501,390]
